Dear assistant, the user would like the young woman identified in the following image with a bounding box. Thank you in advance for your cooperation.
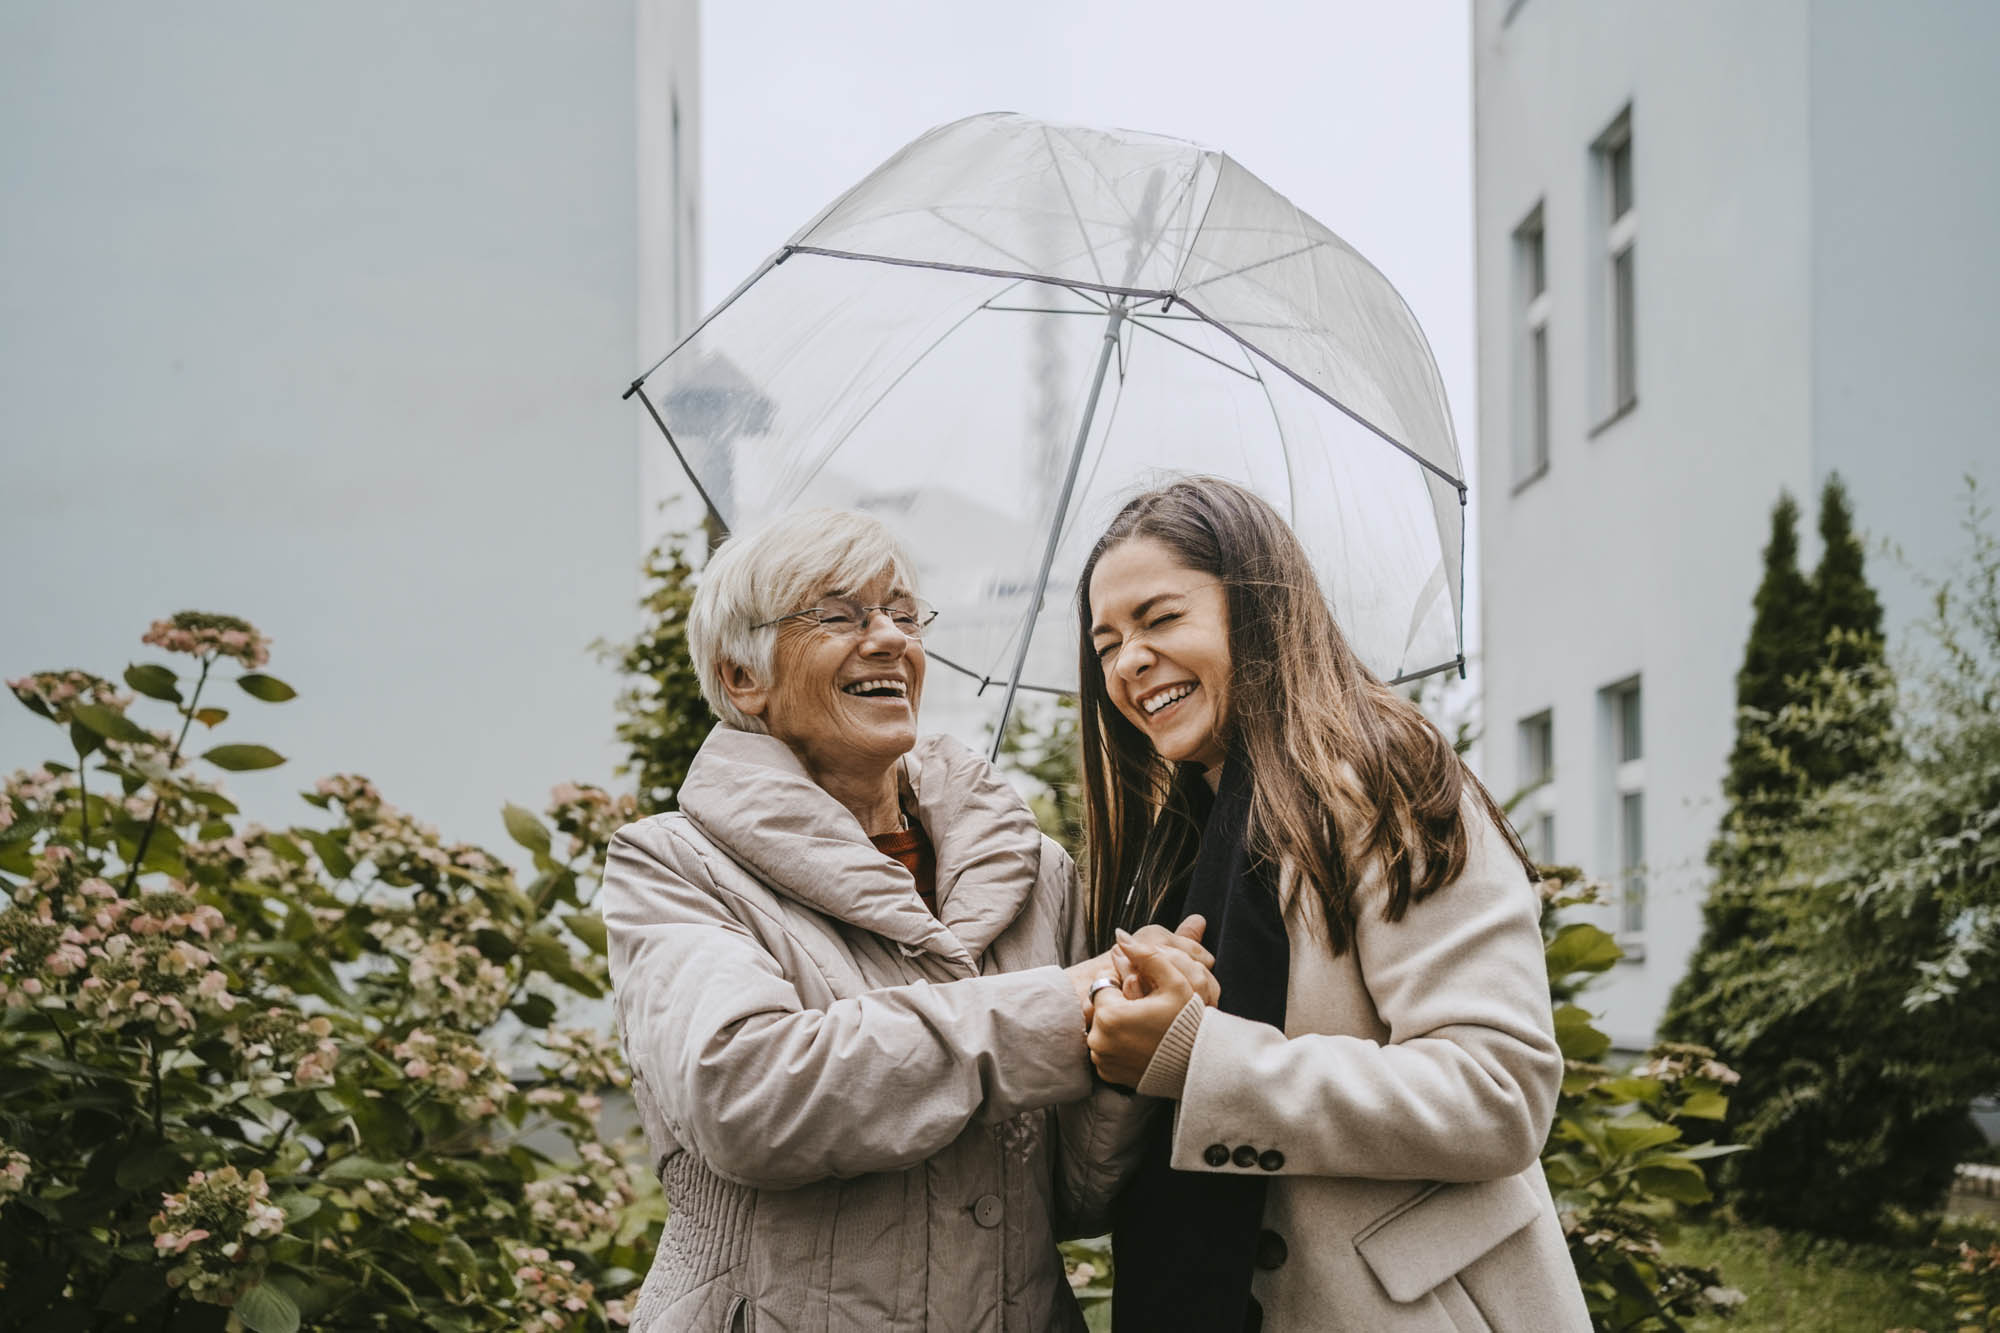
[1077,478,1590,1331]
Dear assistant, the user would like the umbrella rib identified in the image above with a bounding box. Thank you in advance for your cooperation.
[782,280,1031,500]
[1175,238,1331,298]
[1167,154,1227,295]
[1388,656,1466,688]
[928,649,1072,698]
[630,382,732,537]
[1242,352,1300,522]
[1041,126,1112,289]
[783,246,1170,302]
[1175,295,1465,494]
[980,302,1113,316]
[1124,316,1257,381]
[630,249,782,388]
[927,205,1075,278]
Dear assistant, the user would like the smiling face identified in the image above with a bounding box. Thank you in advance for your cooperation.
[720,568,927,779]
[1088,537,1232,773]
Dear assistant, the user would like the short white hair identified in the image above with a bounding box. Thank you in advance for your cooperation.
[689,508,921,733]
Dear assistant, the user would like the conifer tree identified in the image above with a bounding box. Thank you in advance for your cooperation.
[1661,491,1824,1039]
[1800,473,1891,787]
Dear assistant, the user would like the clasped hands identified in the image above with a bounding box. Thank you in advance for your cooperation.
[1065,915,1220,1088]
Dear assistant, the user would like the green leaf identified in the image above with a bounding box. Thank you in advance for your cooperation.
[503,803,553,855]
[562,909,608,956]
[1544,921,1623,978]
[1673,1143,1750,1162]
[1633,1159,1713,1204]
[1678,1089,1730,1120]
[193,706,229,728]
[69,720,104,759]
[234,1279,301,1333]
[71,702,155,745]
[511,993,558,1029]
[203,743,286,771]
[299,828,355,880]
[274,1191,321,1223]
[190,788,241,816]
[1605,1122,1684,1156]
[238,673,298,703]
[1553,1002,1612,1062]
[124,663,183,703]
[1593,1076,1665,1104]
[320,1155,402,1183]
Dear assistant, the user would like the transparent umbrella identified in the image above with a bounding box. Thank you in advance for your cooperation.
[627,113,1467,755]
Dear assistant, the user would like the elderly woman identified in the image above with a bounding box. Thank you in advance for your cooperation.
[602,509,1200,1333]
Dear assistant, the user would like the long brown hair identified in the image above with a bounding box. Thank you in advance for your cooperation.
[1076,477,1532,954]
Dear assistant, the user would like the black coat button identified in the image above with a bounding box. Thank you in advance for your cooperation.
[1255,1229,1288,1270]
[1244,1296,1264,1332]
[1258,1149,1285,1172]
[1232,1144,1258,1169]
[1204,1143,1231,1168]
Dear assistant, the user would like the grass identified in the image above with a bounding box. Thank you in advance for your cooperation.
[1668,1219,1946,1332]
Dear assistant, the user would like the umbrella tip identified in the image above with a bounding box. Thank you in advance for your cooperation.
[622,379,644,401]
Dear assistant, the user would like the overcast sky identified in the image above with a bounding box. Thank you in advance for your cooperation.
[699,1,1482,663]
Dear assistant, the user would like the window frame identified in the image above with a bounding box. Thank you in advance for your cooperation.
[1589,108,1638,432]
[1511,204,1552,490]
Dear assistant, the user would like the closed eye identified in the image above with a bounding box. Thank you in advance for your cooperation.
[1146,612,1181,630]
[1094,639,1120,663]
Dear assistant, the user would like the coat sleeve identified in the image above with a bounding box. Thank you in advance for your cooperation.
[1045,842,1158,1238]
[603,821,1095,1191]
[1161,803,1562,1183]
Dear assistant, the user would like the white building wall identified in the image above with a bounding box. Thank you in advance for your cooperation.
[1,3,698,849]
[1807,1,2000,637]
[1473,0,1815,1047]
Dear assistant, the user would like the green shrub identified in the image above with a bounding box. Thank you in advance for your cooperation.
[1,613,653,1330]
[1665,490,2000,1236]
[1538,867,1747,1331]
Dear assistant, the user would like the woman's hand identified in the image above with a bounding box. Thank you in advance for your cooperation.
[1110,917,1218,1003]
[1087,928,1217,1087]
[1066,914,1213,1023]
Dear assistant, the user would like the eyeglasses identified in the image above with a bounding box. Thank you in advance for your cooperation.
[753,595,939,639]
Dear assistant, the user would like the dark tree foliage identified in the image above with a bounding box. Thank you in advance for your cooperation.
[598,540,713,814]
[1661,494,1823,1042]
[1664,482,2000,1240]
[1720,492,1821,830]
[1798,474,1892,789]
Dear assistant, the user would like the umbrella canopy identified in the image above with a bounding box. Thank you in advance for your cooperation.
[628,112,1465,739]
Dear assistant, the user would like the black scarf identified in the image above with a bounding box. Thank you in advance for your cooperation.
[1111,752,1290,1332]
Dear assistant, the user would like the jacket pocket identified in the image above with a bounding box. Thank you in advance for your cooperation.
[725,1292,752,1332]
[1352,1174,1540,1304]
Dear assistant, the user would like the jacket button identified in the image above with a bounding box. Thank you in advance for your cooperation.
[1232,1144,1258,1169]
[972,1194,1003,1228]
[1204,1143,1231,1168]
[1243,1295,1264,1332]
[1255,1229,1288,1270]
[1258,1149,1285,1172]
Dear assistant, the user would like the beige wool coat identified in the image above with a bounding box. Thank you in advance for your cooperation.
[1134,800,1593,1331]
[601,727,1145,1333]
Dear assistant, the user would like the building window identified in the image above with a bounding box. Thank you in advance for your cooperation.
[1516,709,1555,862]
[1619,790,1645,934]
[1601,677,1645,943]
[1592,109,1637,425]
[1512,206,1551,487]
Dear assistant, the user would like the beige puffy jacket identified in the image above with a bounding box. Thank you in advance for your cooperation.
[602,727,1146,1333]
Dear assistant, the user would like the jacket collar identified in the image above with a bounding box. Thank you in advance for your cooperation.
[677,726,1045,972]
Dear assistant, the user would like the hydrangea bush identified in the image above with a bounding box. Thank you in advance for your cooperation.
[0,612,656,1331]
